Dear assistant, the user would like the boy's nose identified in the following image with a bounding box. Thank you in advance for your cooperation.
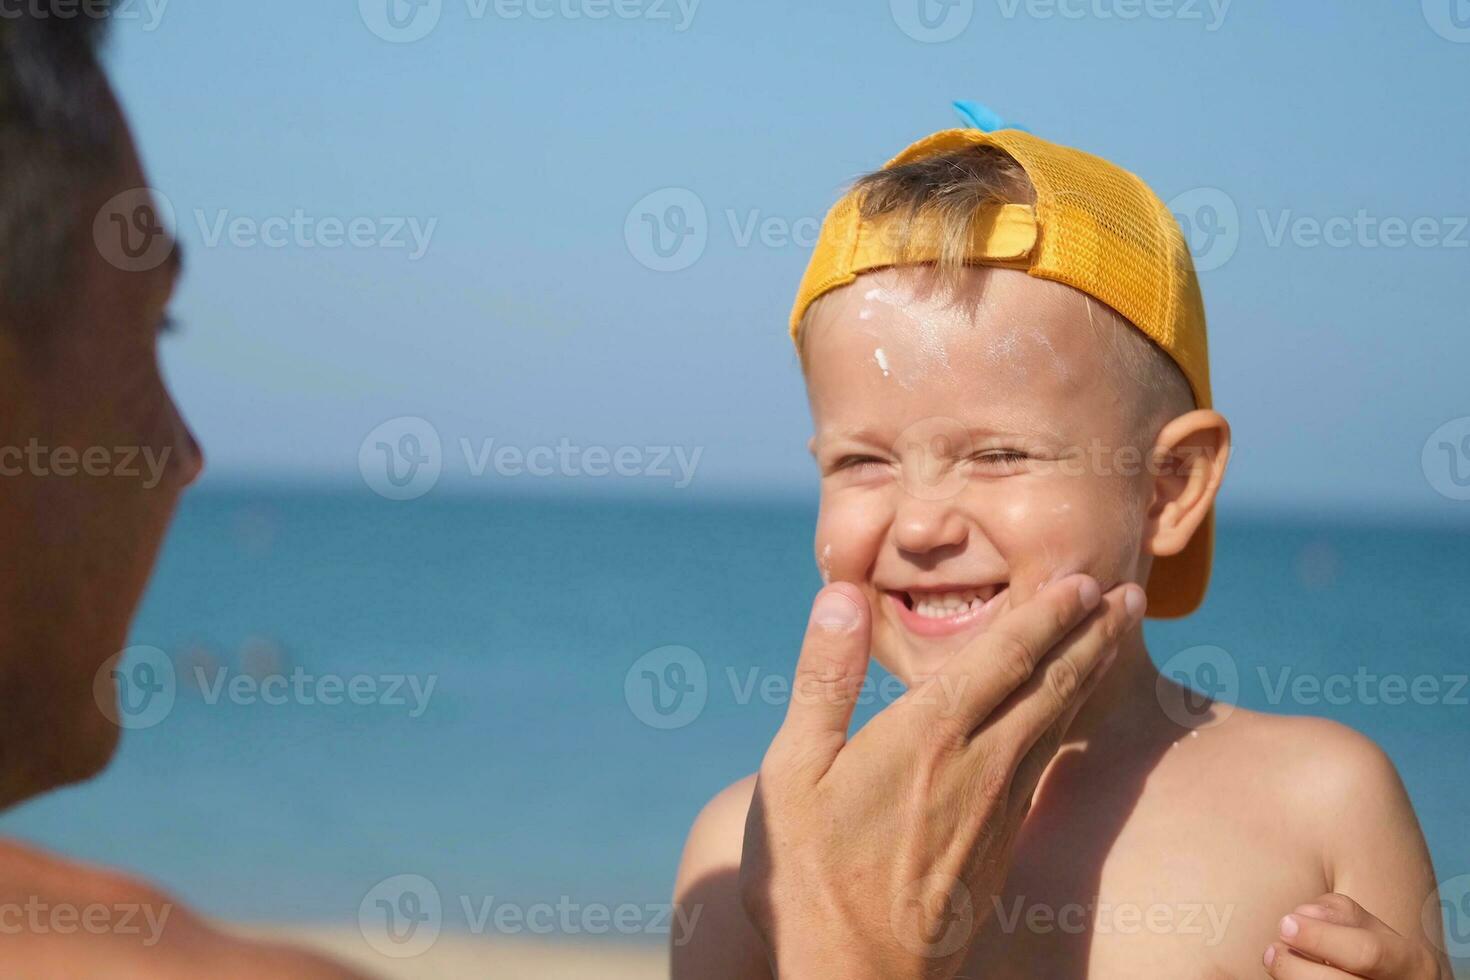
[892,495,969,557]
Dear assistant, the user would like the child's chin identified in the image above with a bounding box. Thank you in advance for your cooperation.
[874,634,973,689]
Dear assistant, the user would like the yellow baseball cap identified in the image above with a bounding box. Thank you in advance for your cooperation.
[789,125,1214,618]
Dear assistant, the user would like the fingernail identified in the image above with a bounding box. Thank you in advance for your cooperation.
[1124,585,1146,620]
[1263,945,1275,968]
[812,590,860,632]
[1295,904,1330,920]
[1076,576,1101,609]
[1280,915,1299,939]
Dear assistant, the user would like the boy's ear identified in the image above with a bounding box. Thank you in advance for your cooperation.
[1144,409,1231,558]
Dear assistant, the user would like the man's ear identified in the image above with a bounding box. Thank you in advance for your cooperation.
[1144,409,1231,558]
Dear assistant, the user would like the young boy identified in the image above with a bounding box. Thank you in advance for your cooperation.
[673,117,1453,978]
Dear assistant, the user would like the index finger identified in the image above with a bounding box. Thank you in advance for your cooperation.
[1277,909,1419,979]
[913,574,1102,730]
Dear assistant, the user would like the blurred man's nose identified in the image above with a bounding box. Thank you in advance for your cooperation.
[169,399,204,487]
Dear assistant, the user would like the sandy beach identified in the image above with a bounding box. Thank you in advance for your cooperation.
[237,926,666,979]
[247,926,1465,979]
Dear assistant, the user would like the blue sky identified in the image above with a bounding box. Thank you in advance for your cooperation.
[104,0,1469,518]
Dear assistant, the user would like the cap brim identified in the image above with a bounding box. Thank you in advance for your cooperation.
[1144,508,1213,618]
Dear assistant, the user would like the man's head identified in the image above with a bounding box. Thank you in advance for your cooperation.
[793,136,1230,685]
[0,8,202,805]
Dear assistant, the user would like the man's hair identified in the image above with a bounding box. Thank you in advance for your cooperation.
[800,145,1196,438]
[0,6,119,310]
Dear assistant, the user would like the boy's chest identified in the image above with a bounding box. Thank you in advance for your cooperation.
[958,767,1328,979]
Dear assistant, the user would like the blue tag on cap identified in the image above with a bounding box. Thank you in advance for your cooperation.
[952,100,1029,134]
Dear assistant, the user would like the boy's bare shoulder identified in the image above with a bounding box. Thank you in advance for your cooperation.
[1179,706,1438,935]
[672,775,768,979]
[1183,705,1402,798]
[1162,705,1414,857]
[677,773,758,878]
[678,713,1409,853]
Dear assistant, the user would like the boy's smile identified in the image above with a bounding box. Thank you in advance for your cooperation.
[883,581,1010,637]
[803,265,1156,684]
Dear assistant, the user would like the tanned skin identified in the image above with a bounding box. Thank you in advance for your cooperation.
[0,82,369,979]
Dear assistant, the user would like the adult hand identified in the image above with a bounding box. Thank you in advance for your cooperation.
[738,573,1144,980]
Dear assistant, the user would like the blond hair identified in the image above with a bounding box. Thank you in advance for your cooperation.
[797,145,1195,438]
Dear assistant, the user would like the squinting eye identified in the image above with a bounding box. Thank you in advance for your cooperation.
[974,450,1028,466]
[833,455,887,473]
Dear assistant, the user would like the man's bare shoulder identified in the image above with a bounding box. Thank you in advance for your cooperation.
[0,838,364,979]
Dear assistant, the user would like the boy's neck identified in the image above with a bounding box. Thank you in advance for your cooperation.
[1061,627,1163,748]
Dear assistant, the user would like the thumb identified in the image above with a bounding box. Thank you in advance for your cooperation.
[771,583,872,776]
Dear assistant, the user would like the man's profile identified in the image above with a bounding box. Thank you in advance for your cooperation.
[0,9,361,976]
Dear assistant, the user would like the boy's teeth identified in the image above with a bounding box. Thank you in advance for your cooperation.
[909,587,998,619]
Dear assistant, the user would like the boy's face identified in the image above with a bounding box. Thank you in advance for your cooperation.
[804,266,1156,685]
